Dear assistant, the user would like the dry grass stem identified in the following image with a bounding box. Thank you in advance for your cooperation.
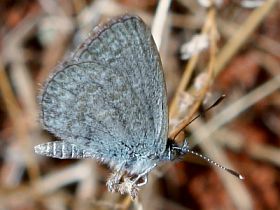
[214,0,278,75]
[151,0,172,50]
[1,1,279,209]
[169,7,217,139]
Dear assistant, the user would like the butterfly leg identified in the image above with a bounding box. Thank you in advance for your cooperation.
[132,163,157,186]
[106,170,125,192]
[136,174,148,187]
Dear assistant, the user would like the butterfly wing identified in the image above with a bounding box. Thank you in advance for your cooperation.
[37,15,168,169]
[75,15,168,152]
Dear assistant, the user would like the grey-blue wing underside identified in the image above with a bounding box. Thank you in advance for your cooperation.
[74,15,168,152]
[38,15,168,164]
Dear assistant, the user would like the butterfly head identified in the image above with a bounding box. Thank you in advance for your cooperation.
[163,138,190,161]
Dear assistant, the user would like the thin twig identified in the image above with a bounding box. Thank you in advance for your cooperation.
[168,6,215,119]
[33,161,93,195]
[214,0,278,75]
[0,62,40,182]
[151,0,172,50]
[216,129,280,167]
[169,7,217,139]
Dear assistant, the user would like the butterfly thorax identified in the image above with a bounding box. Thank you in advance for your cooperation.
[119,138,190,175]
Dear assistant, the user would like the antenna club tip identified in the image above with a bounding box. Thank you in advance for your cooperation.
[239,174,245,180]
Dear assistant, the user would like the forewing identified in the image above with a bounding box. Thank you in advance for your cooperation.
[40,15,168,164]
[73,15,168,155]
[40,60,148,162]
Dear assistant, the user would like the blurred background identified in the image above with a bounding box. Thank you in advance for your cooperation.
[0,0,279,210]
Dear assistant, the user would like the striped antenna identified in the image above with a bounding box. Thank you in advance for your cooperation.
[188,149,244,180]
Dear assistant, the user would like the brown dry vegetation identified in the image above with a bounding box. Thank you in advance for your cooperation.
[0,0,279,210]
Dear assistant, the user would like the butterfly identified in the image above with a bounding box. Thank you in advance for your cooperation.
[35,14,243,199]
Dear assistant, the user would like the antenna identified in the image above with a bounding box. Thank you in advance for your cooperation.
[173,94,226,141]
[171,94,244,179]
[187,149,244,179]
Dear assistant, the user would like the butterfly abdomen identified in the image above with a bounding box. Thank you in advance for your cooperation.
[34,141,89,159]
